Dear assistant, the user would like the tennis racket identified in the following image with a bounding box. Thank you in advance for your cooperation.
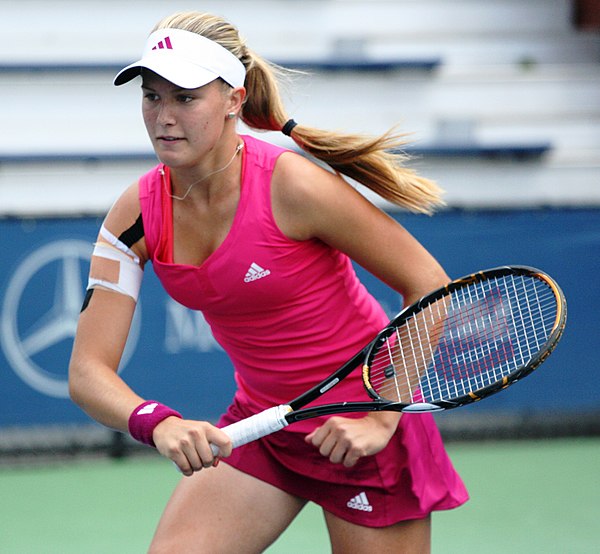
[211,265,566,455]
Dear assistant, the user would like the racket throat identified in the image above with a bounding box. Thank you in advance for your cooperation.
[402,402,447,413]
[287,401,404,422]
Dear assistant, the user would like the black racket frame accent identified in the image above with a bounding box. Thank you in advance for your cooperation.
[284,266,566,423]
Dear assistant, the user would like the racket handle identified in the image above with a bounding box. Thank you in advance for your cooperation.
[211,404,291,456]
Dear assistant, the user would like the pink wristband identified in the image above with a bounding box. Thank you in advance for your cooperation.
[128,400,182,447]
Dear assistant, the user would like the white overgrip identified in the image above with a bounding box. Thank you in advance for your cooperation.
[210,404,291,456]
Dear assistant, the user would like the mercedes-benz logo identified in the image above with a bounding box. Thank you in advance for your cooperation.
[1,239,140,398]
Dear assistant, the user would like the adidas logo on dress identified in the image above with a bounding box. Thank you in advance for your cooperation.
[347,492,373,512]
[244,263,271,283]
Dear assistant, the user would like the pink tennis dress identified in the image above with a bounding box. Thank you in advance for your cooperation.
[139,134,468,526]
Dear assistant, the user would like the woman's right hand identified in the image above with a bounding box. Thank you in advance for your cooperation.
[152,417,233,476]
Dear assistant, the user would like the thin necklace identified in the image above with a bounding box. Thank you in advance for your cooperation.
[161,142,244,201]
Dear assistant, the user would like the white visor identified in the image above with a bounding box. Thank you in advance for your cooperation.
[114,28,246,89]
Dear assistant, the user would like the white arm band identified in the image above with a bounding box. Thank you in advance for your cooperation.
[99,224,140,264]
[88,242,143,302]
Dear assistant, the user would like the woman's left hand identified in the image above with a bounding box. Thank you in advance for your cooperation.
[304,412,401,467]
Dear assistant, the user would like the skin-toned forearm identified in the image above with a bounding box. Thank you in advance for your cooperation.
[364,410,402,431]
[69,287,144,432]
[69,358,144,432]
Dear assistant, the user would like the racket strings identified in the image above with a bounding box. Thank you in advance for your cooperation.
[368,274,559,404]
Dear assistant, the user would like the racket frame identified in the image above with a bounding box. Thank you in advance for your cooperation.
[211,265,566,453]
[287,265,566,421]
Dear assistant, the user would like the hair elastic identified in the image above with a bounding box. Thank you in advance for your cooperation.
[128,400,183,447]
[281,119,298,137]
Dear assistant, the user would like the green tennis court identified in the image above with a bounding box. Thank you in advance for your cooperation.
[1,437,597,553]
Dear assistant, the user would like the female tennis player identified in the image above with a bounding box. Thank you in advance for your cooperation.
[69,10,468,553]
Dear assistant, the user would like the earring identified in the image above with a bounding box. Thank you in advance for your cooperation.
[227,112,236,119]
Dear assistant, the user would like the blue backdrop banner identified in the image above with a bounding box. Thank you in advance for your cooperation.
[1,208,597,427]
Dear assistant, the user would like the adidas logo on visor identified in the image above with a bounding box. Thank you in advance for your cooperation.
[152,36,173,50]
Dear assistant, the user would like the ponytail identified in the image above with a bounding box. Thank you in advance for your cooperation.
[156,11,445,214]
[241,51,444,214]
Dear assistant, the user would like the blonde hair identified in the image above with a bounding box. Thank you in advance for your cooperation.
[153,12,444,214]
